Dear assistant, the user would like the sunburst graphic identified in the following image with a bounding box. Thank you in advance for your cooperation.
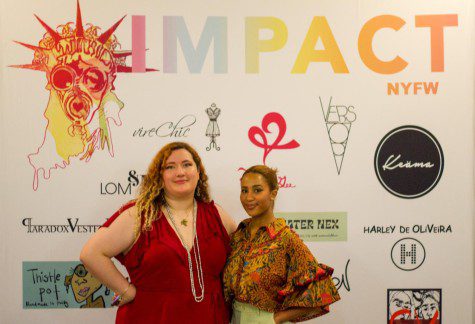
[11,1,155,190]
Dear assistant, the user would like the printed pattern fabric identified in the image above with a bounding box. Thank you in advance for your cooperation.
[223,218,340,322]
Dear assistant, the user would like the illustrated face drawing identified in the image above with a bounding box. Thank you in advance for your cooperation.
[64,264,102,303]
[12,2,154,190]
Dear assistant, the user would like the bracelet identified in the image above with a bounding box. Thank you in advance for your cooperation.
[111,283,131,306]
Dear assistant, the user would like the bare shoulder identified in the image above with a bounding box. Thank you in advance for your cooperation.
[214,203,237,235]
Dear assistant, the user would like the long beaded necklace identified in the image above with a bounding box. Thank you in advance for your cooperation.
[164,200,205,302]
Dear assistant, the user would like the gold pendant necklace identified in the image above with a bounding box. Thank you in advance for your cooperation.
[181,219,188,226]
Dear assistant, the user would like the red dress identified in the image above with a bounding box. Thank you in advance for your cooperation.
[102,200,231,323]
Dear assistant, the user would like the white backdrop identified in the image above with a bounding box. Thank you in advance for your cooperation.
[0,0,473,323]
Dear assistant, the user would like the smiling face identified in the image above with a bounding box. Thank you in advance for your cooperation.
[240,172,277,219]
[162,149,200,199]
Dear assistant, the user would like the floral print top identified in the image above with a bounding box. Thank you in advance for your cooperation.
[223,218,340,322]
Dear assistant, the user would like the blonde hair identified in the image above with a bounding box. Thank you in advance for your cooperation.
[134,142,210,236]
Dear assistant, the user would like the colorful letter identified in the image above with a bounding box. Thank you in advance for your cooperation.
[132,16,146,73]
[163,16,228,73]
[358,15,408,74]
[292,17,348,73]
[415,14,458,72]
[245,17,288,73]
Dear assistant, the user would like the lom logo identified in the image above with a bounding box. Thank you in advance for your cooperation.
[11,1,155,190]
[374,126,444,199]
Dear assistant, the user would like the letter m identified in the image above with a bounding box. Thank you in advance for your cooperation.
[164,16,227,73]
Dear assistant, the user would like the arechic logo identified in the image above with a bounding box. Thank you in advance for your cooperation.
[374,126,444,199]
[319,97,356,175]
[132,114,196,138]
[391,238,426,271]
[22,218,101,234]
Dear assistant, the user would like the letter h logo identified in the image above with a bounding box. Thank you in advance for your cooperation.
[400,243,417,265]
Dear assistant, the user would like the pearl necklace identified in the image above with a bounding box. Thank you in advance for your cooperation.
[164,200,205,302]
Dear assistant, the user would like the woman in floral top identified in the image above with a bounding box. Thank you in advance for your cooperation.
[223,165,340,323]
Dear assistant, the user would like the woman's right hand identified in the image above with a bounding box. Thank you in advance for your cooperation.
[116,284,137,307]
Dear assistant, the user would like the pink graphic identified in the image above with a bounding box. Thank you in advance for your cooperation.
[237,167,295,189]
[11,1,155,190]
[248,112,300,165]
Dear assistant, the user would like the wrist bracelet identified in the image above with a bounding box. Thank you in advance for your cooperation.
[111,283,131,306]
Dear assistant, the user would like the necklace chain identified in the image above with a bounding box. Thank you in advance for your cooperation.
[165,200,205,302]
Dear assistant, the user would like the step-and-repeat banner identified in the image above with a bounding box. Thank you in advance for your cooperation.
[1,0,473,323]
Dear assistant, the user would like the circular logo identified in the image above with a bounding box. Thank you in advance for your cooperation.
[391,237,426,271]
[374,126,444,199]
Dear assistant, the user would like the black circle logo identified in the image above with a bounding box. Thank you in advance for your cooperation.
[374,126,444,199]
[390,237,426,271]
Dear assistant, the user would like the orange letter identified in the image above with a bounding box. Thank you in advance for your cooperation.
[415,14,458,72]
[358,15,408,74]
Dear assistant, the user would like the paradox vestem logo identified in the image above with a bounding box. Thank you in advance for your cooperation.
[374,125,444,199]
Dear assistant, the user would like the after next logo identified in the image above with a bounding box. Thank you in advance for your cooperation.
[129,14,458,74]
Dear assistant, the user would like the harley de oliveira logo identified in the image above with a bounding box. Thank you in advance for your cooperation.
[391,237,426,271]
[374,126,444,199]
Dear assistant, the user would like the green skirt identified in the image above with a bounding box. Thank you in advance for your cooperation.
[232,301,290,324]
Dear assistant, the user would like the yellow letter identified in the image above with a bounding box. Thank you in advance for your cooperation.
[292,17,348,73]
[245,17,288,73]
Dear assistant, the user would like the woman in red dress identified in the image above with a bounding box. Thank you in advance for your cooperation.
[80,142,236,323]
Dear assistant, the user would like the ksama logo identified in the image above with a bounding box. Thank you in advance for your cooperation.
[319,97,356,174]
[12,1,155,190]
[375,126,443,199]
[388,289,441,323]
[391,238,426,271]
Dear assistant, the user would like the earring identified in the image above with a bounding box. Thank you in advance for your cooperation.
[196,182,201,198]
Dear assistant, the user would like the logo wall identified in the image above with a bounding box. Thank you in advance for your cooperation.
[319,97,356,174]
[374,126,444,198]
[12,2,155,190]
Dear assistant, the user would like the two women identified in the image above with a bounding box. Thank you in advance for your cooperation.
[81,142,339,323]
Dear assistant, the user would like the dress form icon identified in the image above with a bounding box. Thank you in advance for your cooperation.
[205,103,221,151]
